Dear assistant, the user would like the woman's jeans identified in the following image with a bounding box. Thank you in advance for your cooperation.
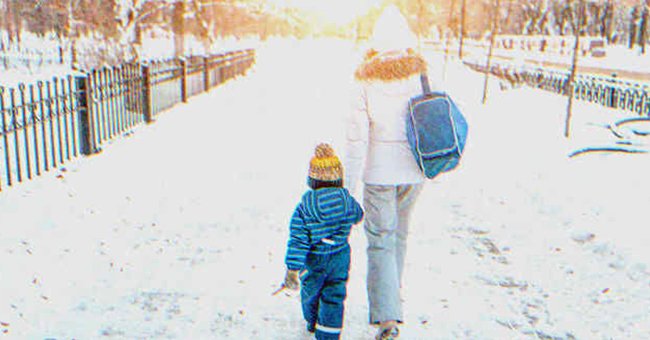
[363,183,423,324]
[301,244,351,340]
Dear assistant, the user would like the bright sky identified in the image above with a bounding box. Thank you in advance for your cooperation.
[268,0,382,25]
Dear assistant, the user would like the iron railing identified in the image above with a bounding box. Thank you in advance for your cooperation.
[0,78,78,186]
[0,49,255,191]
[465,61,650,116]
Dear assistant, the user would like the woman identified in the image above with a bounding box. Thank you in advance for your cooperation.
[344,5,434,340]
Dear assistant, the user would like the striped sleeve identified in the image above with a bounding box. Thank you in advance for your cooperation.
[352,197,363,224]
[285,204,310,271]
[349,196,364,225]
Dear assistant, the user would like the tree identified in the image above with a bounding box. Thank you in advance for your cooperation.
[172,1,185,57]
[521,0,550,34]
[599,0,615,43]
[188,0,220,52]
[639,3,648,53]
[0,1,4,50]
[482,0,501,104]
[565,0,586,138]
[549,0,574,35]
[442,0,457,80]
[114,0,172,60]
[3,0,24,47]
[629,5,640,48]
[393,0,438,45]
[459,0,466,58]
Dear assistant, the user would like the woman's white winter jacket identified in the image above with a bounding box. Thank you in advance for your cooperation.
[345,51,433,195]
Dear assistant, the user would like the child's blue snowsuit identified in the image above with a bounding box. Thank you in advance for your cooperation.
[285,187,363,340]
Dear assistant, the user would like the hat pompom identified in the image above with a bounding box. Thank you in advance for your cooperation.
[315,143,335,158]
[309,143,343,183]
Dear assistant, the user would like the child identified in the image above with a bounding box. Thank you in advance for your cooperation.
[283,143,364,340]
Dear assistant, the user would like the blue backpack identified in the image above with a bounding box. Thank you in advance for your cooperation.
[406,74,468,179]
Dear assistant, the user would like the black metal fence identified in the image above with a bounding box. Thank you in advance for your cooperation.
[0,49,255,191]
[465,61,650,116]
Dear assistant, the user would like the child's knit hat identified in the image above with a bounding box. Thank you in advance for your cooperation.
[308,143,343,182]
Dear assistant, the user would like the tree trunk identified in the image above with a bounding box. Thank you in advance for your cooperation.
[71,41,77,69]
[11,0,21,48]
[443,0,456,81]
[640,6,648,54]
[458,0,466,59]
[173,2,185,58]
[67,0,77,68]
[0,3,4,50]
[601,0,614,43]
[416,0,425,51]
[629,6,639,49]
[134,21,143,45]
[481,0,500,104]
[565,0,585,138]
[6,0,15,47]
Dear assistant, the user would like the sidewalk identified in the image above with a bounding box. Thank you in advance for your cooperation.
[0,39,648,339]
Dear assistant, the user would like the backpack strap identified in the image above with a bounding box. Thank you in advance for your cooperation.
[420,73,431,95]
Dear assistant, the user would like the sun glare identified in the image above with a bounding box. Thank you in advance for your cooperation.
[270,0,381,25]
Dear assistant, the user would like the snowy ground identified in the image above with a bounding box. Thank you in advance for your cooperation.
[432,40,650,83]
[1,39,649,339]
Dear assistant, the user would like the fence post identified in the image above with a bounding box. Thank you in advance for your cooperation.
[75,74,98,155]
[71,44,78,69]
[234,52,241,76]
[0,87,10,188]
[142,63,154,123]
[216,54,224,85]
[204,56,210,91]
[180,58,188,103]
[223,54,230,82]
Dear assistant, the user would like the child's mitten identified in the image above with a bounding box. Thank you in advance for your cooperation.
[284,270,300,290]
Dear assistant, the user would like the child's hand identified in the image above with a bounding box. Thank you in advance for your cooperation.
[284,270,300,290]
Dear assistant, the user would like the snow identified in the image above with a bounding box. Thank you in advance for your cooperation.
[454,39,650,84]
[0,34,261,88]
[1,38,649,339]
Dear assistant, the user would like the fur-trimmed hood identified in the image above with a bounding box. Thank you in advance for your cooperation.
[354,49,427,82]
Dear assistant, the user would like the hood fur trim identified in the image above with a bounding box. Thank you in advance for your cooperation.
[355,49,427,82]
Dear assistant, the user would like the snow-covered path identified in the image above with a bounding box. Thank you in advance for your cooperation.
[1,39,649,340]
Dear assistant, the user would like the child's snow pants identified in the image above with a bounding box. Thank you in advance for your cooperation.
[301,244,351,340]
